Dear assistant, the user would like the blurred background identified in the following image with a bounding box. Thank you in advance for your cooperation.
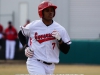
[0,0,100,75]
[0,0,100,39]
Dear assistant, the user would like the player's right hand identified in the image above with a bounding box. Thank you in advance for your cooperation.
[52,30,61,40]
[25,47,34,58]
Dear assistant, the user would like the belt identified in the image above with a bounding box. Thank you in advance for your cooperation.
[37,59,52,65]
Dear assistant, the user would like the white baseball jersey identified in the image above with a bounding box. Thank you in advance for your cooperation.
[21,19,71,63]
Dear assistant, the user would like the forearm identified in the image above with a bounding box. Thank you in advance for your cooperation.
[58,39,70,54]
[18,30,33,58]
[18,30,28,48]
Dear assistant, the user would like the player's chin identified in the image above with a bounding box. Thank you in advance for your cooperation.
[47,17,53,20]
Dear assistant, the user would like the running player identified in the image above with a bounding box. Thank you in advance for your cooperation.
[18,1,71,75]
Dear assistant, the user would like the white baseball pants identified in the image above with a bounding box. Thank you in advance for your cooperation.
[5,40,16,60]
[26,58,55,75]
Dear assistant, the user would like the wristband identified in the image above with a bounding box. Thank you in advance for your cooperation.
[24,44,28,49]
[58,38,62,42]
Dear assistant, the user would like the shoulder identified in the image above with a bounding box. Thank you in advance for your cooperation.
[4,28,9,32]
[27,20,41,27]
[53,21,66,30]
[11,27,17,31]
[31,20,40,24]
[20,20,42,30]
[0,24,3,28]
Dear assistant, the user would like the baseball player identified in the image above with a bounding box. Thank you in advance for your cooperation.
[18,0,71,75]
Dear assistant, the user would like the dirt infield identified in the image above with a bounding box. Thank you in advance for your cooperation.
[0,60,100,75]
[55,64,100,75]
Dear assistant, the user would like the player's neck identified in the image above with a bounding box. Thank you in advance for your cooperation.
[42,19,53,26]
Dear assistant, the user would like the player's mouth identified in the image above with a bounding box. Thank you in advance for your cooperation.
[48,14,53,18]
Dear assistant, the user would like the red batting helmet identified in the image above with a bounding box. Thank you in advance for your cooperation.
[38,1,57,18]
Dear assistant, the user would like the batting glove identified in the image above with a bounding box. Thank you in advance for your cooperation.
[52,30,61,41]
[25,47,34,58]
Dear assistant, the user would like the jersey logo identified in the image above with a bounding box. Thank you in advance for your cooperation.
[35,32,55,43]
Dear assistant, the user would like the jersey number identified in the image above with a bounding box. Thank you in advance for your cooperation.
[52,43,55,50]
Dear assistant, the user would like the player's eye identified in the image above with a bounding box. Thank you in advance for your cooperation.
[44,7,54,12]
[45,9,49,12]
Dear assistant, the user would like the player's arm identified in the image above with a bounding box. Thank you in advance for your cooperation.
[18,25,34,58]
[18,24,30,48]
[52,30,71,54]
[18,30,28,48]
[58,39,70,54]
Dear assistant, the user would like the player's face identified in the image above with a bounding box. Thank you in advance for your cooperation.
[42,7,55,21]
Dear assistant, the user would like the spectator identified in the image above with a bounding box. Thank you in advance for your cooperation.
[4,21,18,60]
[0,24,3,50]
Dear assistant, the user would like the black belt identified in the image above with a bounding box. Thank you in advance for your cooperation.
[37,59,52,65]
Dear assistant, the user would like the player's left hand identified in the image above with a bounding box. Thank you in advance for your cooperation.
[25,47,34,58]
[52,30,61,40]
